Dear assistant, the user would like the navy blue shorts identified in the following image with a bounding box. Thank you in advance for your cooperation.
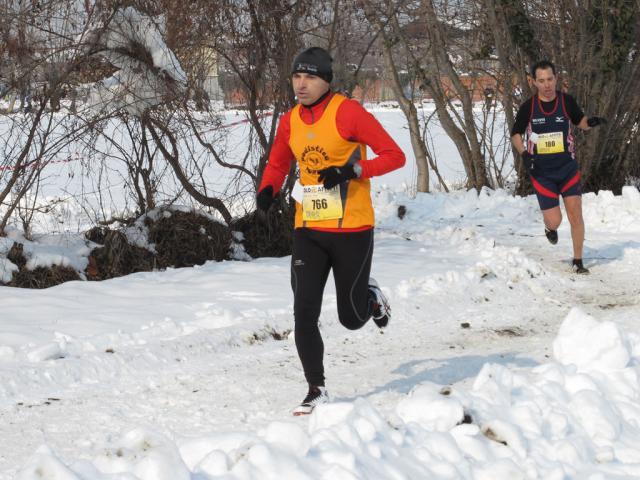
[530,162,581,211]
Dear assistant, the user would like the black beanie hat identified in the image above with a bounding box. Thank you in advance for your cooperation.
[292,47,333,83]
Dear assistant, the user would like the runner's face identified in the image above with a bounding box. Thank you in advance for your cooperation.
[533,67,557,101]
[292,73,330,105]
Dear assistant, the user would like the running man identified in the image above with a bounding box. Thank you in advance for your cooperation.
[256,47,405,415]
[511,60,606,274]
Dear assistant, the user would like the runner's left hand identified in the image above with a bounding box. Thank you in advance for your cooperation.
[256,186,274,212]
[587,116,607,127]
[317,165,357,190]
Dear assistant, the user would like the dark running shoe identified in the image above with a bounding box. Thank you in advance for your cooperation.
[369,278,391,329]
[572,259,590,275]
[545,227,558,245]
[292,385,329,416]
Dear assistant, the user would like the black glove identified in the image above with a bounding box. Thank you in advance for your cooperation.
[256,185,274,212]
[317,164,357,190]
[587,116,607,127]
[522,151,535,172]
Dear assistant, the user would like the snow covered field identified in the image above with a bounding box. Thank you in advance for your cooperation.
[2,180,640,478]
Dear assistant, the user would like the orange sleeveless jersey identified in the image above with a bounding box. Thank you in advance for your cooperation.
[289,94,374,229]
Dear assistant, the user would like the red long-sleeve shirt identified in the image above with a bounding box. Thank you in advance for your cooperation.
[259,92,405,193]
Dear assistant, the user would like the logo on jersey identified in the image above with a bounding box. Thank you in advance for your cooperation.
[301,145,329,174]
[555,116,565,123]
[532,118,546,124]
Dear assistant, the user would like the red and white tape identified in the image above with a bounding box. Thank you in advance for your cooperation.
[0,112,275,172]
[0,153,83,172]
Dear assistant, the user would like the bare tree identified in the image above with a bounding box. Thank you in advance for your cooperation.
[361,1,431,193]
[362,0,491,192]
[0,0,104,234]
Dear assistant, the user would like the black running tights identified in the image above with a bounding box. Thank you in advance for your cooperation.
[291,228,375,387]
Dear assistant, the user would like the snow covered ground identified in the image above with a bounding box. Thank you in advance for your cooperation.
[2,182,640,479]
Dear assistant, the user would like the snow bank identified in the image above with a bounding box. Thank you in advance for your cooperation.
[375,185,640,237]
[0,258,18,283]
[582,186,640,233]
[553,307,632,371]
[18,309,640,479]
[0,229,90,275]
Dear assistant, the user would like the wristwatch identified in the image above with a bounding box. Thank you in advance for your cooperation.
[353,162,362,178]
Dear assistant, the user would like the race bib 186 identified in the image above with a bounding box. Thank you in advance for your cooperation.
[536,131,564,154]
[302,185,343,221]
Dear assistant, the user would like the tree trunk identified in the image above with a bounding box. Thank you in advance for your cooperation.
[379,37,430,192]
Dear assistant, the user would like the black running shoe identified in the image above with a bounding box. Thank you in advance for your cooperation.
[369,278,391,329]
[292,386,329,416]
[545,227,558,245]
[572,259,590,275]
